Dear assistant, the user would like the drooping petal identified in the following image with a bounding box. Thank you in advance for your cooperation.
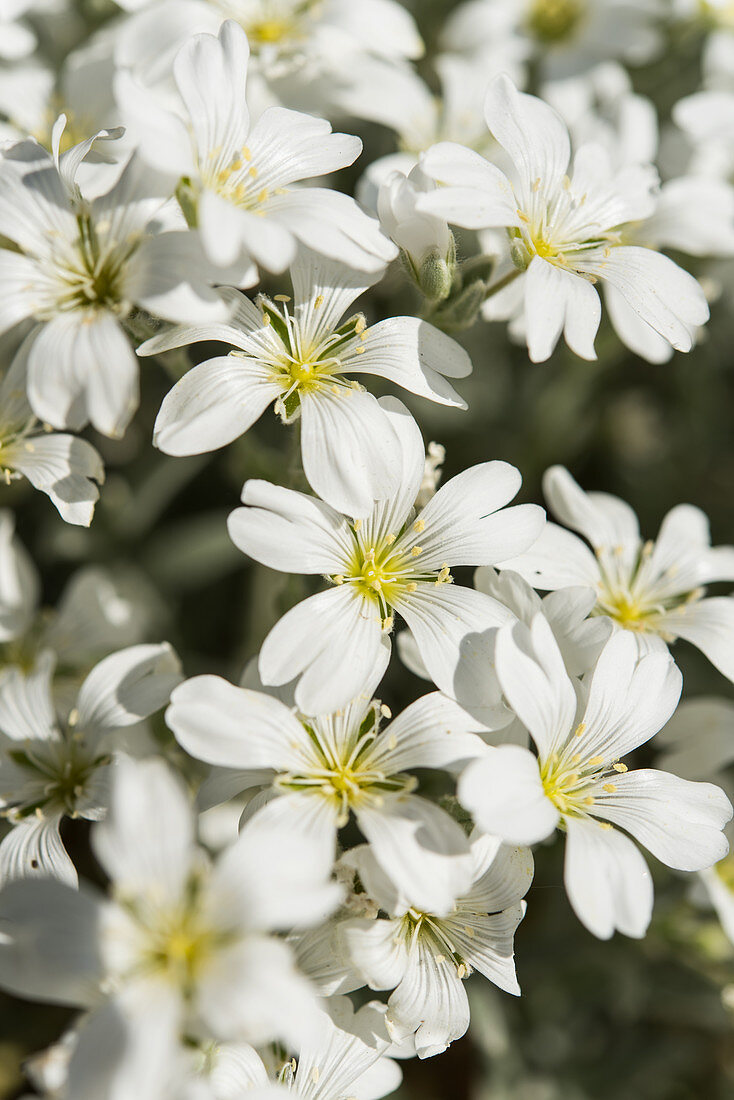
[356,794,473,916]
[441,904,524,995]
[457,745,559,846]
[27,312,139,439]
[3,432,104,527]
[563,816,653,940]
[464,833,535,913]
[300,385,402,518]
[76,643,182,739]
[416,141,518,229]
[258,587,387,716]
[524,257,601,363]
[153,356,280,456]
[387,938,470,1058]
[592,769,732,871]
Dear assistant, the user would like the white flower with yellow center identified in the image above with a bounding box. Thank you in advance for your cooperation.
[458,617,733,939]
[341,835,532,1058]
[500,465,734,684]
[0,757,341,1088]
[417,74,709,363]
[227,397,545,715]
[114,0,422,110]
[116,20,396,278]
[139,248,470,516]
[167,659,488,913]
[0,644,181,886]
[0,120,227,438]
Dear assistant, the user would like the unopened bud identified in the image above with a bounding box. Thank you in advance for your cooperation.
[418,246,453,301]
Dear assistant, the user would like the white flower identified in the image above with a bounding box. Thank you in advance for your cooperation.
[0,643,182,885]
[501,465,734,683]
[0,336,104,526]
[227,396,545,715]
[114,0,422,113]
[190,998,402,1100]
[417,74,709,363]
[0,757,341,1075]
[442,0,663,76]
[139,247,470,516]
[0,0,38,59]
[167,660,488,913]
[0,122,226,438]
[341,835,533,1058]
[458,619,732,939]
[376,167,456,300]
[0,509,38,644]
[116,20,396,277]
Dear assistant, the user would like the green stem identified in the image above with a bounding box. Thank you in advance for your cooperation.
[483,268,521,301]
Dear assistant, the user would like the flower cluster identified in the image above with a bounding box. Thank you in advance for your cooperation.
[1,2,734,1097]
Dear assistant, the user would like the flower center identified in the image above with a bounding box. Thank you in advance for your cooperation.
[276,709,414,825]
[590,544,704,635]
[332,522,452,631]
[400,909,470,978]
[43,214,134,319]
[697,0,734,29]
[526,0,588,42]
[4,732,106,819]
[540,735,628,818]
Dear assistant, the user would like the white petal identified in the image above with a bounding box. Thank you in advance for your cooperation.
[114,69,193,177]
[154,357,280,456]
[542,466,640,551]
[0,509,38,642]
[173,19,250,167]
[368,691,488,774]
[582,246,709,352]
[592,770,732,871]
[167,675,305,771]
[91,757,194,899]
[3,433,104,527]
[578,633,682,761]
[228,480,352,573]
[393,584,513,701]
[388,939,470,1058]
[123,230,230,324]
[494,615,577,760]
[27,313,139,439]
[441,904,524,994]
[663,597,734,684]
[458,746,559,846]
[344,316,470,407]
[604,283,675,364]
[76,643,182,738]
[409,460,544,569]
[258,587,387,716]
[563,816,653,939]
[300,386,402,518]
[525,257,600,363]
[246,105,362,186]
[464,834,535,913]
[265,188,396,272]
[0,815,76,887]
[0,250,42,333]
[0,878,102,1006]
[496,522,600,589]
[356,794,473,916]
[484,74,570,199]
[0,650,56,741]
